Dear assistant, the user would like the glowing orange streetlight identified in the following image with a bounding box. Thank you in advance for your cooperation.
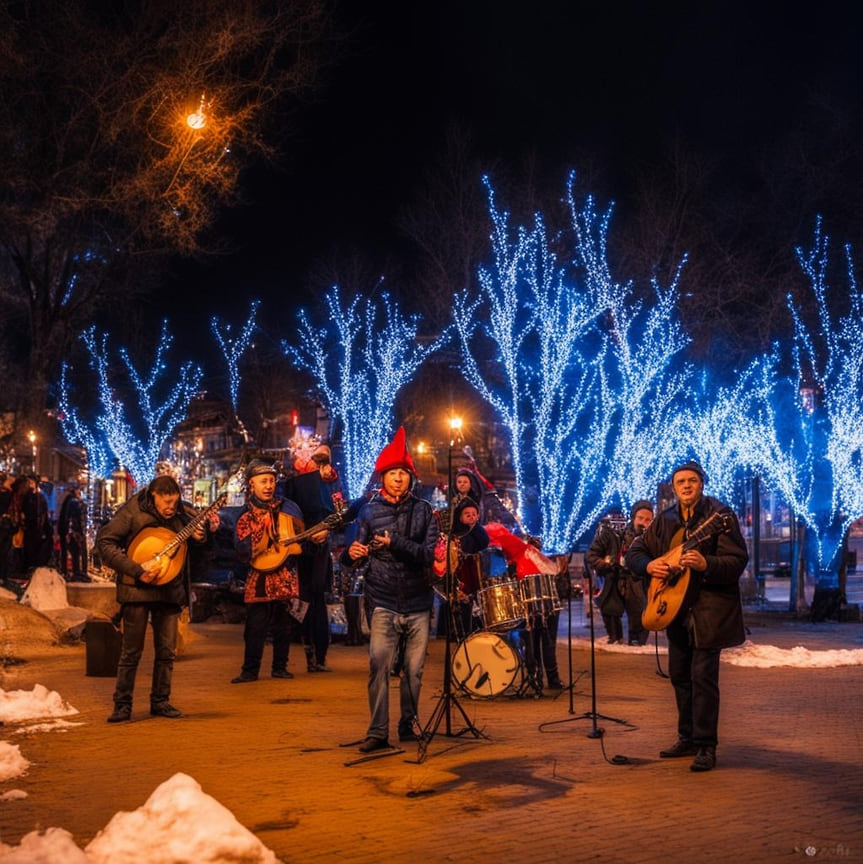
[185,94,208,130]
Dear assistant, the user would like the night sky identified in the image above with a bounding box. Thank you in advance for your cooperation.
[159,1,863,360]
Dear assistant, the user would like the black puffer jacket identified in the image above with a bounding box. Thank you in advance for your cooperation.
[96,489,199,606]
[625,495,748,649]
[343,491,439,615]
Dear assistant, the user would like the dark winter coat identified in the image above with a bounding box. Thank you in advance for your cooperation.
[587,520,644,616]
[342,491,439,615]
[96,489,201,606]
[625,495,748,650]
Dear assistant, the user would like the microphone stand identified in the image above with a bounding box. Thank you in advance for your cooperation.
[416,437,487,763]
[539,562,634,737]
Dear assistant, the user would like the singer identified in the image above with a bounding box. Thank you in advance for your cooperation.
[341,427,439,753]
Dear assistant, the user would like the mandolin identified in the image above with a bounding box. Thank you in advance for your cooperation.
[641,511,732,631]
[128,493,228,586]
[251,500,347,572]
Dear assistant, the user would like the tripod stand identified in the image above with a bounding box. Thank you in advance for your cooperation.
[416,443,487,763]
[539,563,635,737]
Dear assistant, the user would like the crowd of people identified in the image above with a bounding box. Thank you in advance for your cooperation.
[3,427,748,775]
[0,472,86,590]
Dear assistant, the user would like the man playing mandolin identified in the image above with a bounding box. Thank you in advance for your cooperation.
[230,459,329,684]
[626,461,748,773]
[97,474,213,723]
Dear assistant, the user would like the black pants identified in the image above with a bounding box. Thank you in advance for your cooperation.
[667,619,721,746]
[60,531,87,578]
[520,613,560,686]
[241,601,295,677]
[303,590,330,665]
[344,594,364,644]
[113,602,180,708]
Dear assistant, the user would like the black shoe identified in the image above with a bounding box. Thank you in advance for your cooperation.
[358,736,390,753]
[107,704,131,723]
[659,738,699,758]
[547,679,565,689]
[231,674,258,684]
[271,670,294,679]
[150,702,182,718]
[690,746,717,772]
[398,720,419,742]
[314,663,332,673]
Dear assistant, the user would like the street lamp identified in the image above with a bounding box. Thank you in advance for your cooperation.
[27,429,37,474]
[164,95,210,196]
[449,416,462,450]
[447,416,463,501]
[185,93,209,130]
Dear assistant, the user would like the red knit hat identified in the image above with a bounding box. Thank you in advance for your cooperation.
[374,426,418,477]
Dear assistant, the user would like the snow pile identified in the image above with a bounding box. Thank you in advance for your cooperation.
[0,743,29,783]
[0,684,79,723]
[723,641,863,668]
[572,636,863,667]
[0,773,281,864]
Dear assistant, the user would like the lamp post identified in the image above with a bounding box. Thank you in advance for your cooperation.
[27,429,37,475]
[447,417,463,501]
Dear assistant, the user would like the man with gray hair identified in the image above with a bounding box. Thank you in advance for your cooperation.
[626,461,747,772]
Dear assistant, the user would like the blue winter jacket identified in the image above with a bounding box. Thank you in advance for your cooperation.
[346,492,439,615]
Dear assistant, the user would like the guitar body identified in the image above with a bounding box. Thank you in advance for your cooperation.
[251,512,304,573]
[126,492,227,586]
[128,527,187,586]
[642,543,695,631]
[641,512,732,631]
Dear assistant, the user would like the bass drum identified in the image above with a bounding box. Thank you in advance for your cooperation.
[451,631,521,698]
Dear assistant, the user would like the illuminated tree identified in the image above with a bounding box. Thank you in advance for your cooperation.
[747,218,863,590]
[284,287,447,498]
[211,300,261,415]
[60,322,203,488]
[455,175,690,551]
[0,1,331,434]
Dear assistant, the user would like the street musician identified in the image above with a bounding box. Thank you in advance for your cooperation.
[433,497,490,638]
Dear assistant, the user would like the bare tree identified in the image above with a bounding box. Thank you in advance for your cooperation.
[396,123,493,331]
[0,1,333,434]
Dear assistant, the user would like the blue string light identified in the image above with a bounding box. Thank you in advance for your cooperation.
[284,286,447,498]
[61,323,202,488]
[210,300,260,413]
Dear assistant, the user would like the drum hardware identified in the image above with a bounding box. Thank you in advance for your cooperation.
[478,579,524,631]
[415,489,489,763]
[519,573,564,623]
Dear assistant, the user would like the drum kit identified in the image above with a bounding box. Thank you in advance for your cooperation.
[450,572,564,699]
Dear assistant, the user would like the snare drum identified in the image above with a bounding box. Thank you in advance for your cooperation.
[478,579,525,631]
[451,631,521,698]
[519,573,563,621]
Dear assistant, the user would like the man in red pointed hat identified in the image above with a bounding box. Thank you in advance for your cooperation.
[341,426,440,752]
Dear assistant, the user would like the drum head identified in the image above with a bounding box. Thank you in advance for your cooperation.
[451,632,520,698]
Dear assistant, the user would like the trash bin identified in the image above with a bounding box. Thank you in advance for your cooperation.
[85,618,122,677]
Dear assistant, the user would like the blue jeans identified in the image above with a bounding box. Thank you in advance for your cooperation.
[113,602,180,708]
[367,608,430,740]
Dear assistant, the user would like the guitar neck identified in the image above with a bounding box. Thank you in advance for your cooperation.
[278,502,346,547]
[282,518,330,546]
[159,495,226,556]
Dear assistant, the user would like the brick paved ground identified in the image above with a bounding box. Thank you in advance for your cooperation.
[1,611,862,864]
